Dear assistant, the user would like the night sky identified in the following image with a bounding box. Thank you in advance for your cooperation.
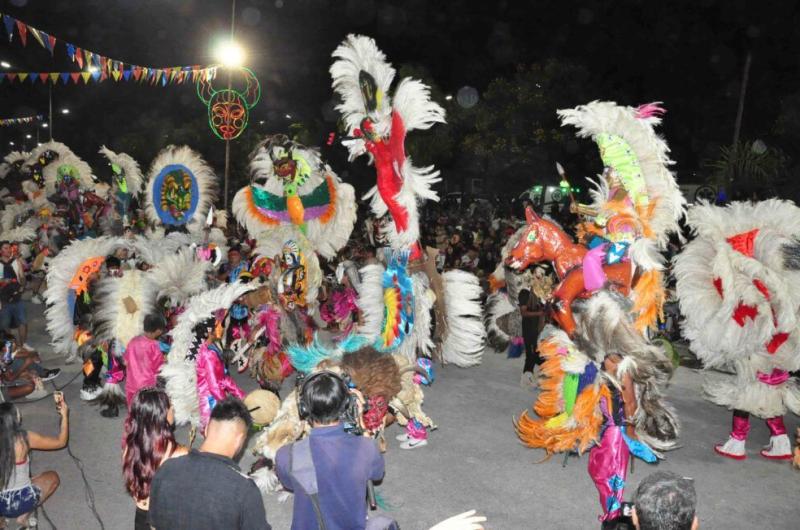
[1,0,799,198]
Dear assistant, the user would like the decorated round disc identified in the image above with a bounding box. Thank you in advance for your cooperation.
[153,164,200,225]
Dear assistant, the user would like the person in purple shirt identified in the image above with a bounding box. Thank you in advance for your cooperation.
[275,371,390,530]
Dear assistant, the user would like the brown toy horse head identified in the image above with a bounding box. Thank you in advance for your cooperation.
[506,207,587,279]
[505,206,634,336]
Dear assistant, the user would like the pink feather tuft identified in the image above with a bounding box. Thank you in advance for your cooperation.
[257,305,283,355]
[635,102,666,119]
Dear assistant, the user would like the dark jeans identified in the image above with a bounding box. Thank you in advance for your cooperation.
[522,331,541,373]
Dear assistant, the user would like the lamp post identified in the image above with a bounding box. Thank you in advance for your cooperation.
[215,0,242,212]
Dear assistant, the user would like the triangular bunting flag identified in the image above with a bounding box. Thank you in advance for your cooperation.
[18,73,28,82]
[0,73,5,83]
[75,47,84,68]
[15,20,27,46]
[100,69,107,81]
[66,43,75,60]
[49,73,59,84]
[3,16,15,42]
[84,50,93,67]
[132,67,141,81]
[122,69,131,81]
[27,73,37,83]
[81,72,92,84]
[46,33,56,54]
[38,73,48,83]
[60,73,70,84]
[112,71,121,81]
[29,26,45,48]
[70,72,80,84]
[6,73,17,83]
[91,69,101,81]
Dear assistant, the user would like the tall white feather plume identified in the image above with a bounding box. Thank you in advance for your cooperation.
[675,199,800,418]
[146,248,211,306]
[440,270,485,366]
[44,236,123,356]
[144,145,218,227]
[93,269,153,348]
[330,34,396,142]
[558,101,685,248]
[99,145,144,196]
[161,281,255,427]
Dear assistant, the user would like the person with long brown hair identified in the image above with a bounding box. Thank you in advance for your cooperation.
[0,396,67,527]
[122,387,187,530]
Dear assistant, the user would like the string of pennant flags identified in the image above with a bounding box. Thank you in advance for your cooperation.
[0,68,217,86]
[0,114,43,126]
[0,12,218,85]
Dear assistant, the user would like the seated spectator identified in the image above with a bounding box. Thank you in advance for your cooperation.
[1,333,61,383]
[633,471,698,530]
[0,241,30,350]
[276,371,389,530]
[0,397,68,526]
[123,388,188,530]
[149,397,270,530]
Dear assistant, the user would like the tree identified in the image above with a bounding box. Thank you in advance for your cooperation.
[704,140,788,197]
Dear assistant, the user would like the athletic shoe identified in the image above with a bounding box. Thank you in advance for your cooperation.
[40,368,61,382]
[25,387,48,400]
[400,438,428,450]
[396,433,410,442]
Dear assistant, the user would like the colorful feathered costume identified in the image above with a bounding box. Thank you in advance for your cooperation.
[509,101,683,523]
[144,145,217,230]
[331,34,445,251]
[99,146,144,230]
[674,199,800,460]
[159,281,254,429]
[232,135,357,259]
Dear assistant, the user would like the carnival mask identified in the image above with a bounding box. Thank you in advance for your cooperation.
[197,67,260,141]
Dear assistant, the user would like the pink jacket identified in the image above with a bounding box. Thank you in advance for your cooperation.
[196,343,245,429]
[123,335,164,407]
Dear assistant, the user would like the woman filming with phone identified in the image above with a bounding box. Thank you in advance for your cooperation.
[0,392,69,527]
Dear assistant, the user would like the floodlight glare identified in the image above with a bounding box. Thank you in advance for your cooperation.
[215,41,245,67]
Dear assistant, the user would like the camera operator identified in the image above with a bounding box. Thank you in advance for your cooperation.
[275,371,395,530]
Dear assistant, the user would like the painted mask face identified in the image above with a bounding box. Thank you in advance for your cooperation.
[209,91,247,140]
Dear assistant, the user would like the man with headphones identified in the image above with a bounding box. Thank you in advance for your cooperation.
[275,370,395,530]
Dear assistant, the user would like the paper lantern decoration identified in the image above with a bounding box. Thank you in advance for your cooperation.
[197,67,261,141]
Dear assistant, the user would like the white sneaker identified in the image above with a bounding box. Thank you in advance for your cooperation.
[396,433,410,442]
[714,436,746,460]
[760,434,792,460]
[25,387,48,400]
[400,438,428,450]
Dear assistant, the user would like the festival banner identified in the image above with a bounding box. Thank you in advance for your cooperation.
[0,114,44,126]
[0,66,217,85]
[0,12,217,80]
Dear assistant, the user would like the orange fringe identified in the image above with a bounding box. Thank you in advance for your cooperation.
[633,269,665,332]
[513,337,608,455]
[318,175,337,224]
[487,274,505,294]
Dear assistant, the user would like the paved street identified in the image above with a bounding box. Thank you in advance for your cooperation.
[11,303,800,529]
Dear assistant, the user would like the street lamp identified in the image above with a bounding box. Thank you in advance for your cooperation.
[0,61,10,69]
[41,123,48,128]
[8,141,14,146]
[88,66,99,74]
[25,134,31,139]
[215,40,245,67]
[61,108,70,114]
[445,95,453,101]
[285,114,292,119]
